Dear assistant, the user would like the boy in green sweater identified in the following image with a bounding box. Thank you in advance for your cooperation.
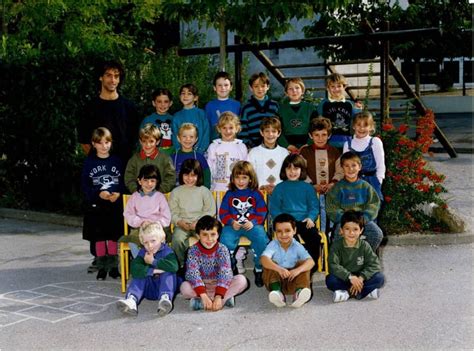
[326,210,384,303]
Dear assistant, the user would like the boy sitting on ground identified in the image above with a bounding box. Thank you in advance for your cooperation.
[260,213,314,308]
[326,210,385,302]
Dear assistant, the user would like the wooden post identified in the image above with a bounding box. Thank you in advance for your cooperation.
[382,21,390,122]
[234,35,243,102]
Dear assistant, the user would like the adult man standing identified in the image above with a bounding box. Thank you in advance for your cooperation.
[78,60,139,163]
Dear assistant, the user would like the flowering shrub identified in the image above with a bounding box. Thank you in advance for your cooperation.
[378,110,449,234]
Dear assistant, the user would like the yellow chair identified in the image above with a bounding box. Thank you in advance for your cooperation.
[119,194,131,293]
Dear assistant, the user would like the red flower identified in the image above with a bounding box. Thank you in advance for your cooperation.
[398,124,409,134]
[384,196,392,203]
[434,186,442,193]
[382,123,394,131]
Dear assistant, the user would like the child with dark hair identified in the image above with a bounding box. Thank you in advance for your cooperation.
[269,154,321,268]
[205,71,241,141]
[121,164,171,257]
[169,159,216,268]
[219,161,269,287]
[326,210,385,303]
[261,213,314,308]
[140,88,175,155]
[172,83,210,153]
[180,215,248,311]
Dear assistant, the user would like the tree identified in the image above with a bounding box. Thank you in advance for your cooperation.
[303,0,472,91]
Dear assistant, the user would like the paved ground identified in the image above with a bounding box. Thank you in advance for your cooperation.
[0,153,473,350]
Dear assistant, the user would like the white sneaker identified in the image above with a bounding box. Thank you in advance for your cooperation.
[157,293,173,316]
[367,289,380,300]
[116,296,138,316]
[333,290,350,303]
[269,290,286,308]
[291,288,311,308]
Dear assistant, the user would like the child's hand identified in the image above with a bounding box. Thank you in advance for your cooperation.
[326,182,336,193]
[241,220,254,231]
[109,192,120,203]
[99,191,111,200]
[189,221,197,230]
[355,100,364,109]
[278,267,291,279]
[302,218,315,229]
[349,275,364,295]
[315,184,325,194]
[232,221,242,231]
[287,145,299,153]
[141,220,151,227]
[144,251,154,265]
[200,294,213,311]
[288,267,302,281]
[211,295,223,311]
[177,220,191,231]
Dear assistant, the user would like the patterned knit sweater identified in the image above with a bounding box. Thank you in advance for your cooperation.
[326,178,380,224]
[185,241,233,297]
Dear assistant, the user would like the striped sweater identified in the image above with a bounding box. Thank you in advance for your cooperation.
[240,95,279,147]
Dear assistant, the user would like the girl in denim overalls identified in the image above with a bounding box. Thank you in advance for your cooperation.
[343,111,385,200]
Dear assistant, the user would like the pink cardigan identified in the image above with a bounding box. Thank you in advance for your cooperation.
[123,191,171,228]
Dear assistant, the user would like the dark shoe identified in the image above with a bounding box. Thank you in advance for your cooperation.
[96,268,107,280]
[230,256,239,276]
[254,270,263,288]
[87,258,98,273]
[109,267,120,279]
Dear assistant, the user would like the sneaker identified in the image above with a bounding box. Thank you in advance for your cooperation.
[224,297,235,308]
[269,290,286,308]
[254,270,263,288]
[367,289,380,299]
[333,290,350,303]
[291,288,311,308]
[116,296,138,316]
[96,268,107,281]
[235,247,246,274]
[87,258,98,273]
[236,258,245,274]
[108,267,120,279]
[190,297,203,311]
[157,294,173,317]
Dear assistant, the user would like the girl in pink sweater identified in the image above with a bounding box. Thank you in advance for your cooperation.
[122,164,171,257]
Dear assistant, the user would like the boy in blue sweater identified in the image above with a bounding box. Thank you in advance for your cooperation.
[326,210,385,302]
[205,71,241,141]
[240,72,279,148]
[116,222,178,317]
[326,151,383,251]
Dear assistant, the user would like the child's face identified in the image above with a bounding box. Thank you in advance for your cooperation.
[92,137,111,158]
[274,221,296,248]
[340,221,363,247]
[178,129,197,151]
[140,136,158,156]
[180,88,197,108]
[234,174,250,190]
[250,79,269,100]
[219,122,238,142]
[354,120,371,139]
[99,68,120,93]
[328,82,345,100]
[141,234,162,254]
[198,228,220,249]
[214,78,232,99]
[138,177,157,194]
[183,171,198,187]
[153,94,172,115]
[309,129,330,148]
[285,81,304,103]
[285,164,301,181]
[260,126,281,147]
[342,159,361,182]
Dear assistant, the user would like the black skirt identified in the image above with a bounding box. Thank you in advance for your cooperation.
[82,198,123,242]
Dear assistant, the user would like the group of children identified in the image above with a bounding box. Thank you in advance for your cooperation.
[81,71,386,316]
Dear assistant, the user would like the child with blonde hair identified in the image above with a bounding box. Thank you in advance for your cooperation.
[219,161,269,287]
[81,127,124,280]
[343,111,385,200]
[116,222,178,316]
[206,112,248,192]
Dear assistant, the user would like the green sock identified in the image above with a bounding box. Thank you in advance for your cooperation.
[270,282,281,291]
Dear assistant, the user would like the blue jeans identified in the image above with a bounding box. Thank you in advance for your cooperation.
[220,224,268,271]
[325,272,385,299]
[126,272,177,303]
[334,221,383,251]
